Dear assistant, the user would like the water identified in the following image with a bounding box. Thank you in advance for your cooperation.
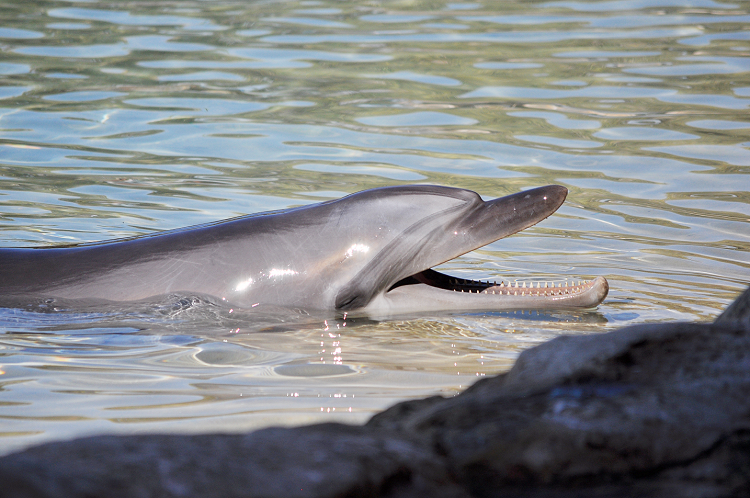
[1,0,748,455]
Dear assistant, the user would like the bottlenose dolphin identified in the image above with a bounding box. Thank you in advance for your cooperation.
[0,185,608,314]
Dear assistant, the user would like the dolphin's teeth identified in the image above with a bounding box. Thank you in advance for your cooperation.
[522,282,526,288]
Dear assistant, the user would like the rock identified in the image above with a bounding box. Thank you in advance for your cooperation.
[370,319,750,497]
[0,424,468,498]
[716,285,750,326]
[2,287,749,498]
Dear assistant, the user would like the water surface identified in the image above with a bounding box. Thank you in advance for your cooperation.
[1,0,748,455]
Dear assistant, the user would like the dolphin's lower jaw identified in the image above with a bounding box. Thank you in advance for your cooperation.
[366,270,609,314]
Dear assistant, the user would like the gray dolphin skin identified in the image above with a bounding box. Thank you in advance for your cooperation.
[0,185,608,315]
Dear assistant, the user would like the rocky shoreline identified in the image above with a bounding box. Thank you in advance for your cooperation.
[2,286,749,498]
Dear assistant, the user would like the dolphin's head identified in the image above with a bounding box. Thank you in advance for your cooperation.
[292,185,608,315]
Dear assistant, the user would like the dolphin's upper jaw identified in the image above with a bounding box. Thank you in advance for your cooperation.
[388,268,609,309]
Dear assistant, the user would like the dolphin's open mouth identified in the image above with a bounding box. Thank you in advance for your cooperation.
[387,268,609,309]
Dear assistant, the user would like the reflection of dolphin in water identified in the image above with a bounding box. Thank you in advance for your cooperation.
[0,185,607,314]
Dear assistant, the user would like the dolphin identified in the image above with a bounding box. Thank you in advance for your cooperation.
[0,185,608,315]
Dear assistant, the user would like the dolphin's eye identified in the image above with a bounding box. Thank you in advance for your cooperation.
[335,294,361,311]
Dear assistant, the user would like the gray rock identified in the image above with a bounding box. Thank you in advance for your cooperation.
[0,424,468,498]
[2,286,749,498]
[370,319,750,497]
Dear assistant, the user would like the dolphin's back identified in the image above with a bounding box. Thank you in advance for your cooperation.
[0,214,278,301]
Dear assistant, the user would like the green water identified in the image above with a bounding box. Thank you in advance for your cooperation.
[0,0,748,454]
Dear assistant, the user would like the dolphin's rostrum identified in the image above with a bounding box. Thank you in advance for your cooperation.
[0,185,608,314]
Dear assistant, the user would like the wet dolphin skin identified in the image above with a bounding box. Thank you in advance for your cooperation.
[0,185,608,314]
